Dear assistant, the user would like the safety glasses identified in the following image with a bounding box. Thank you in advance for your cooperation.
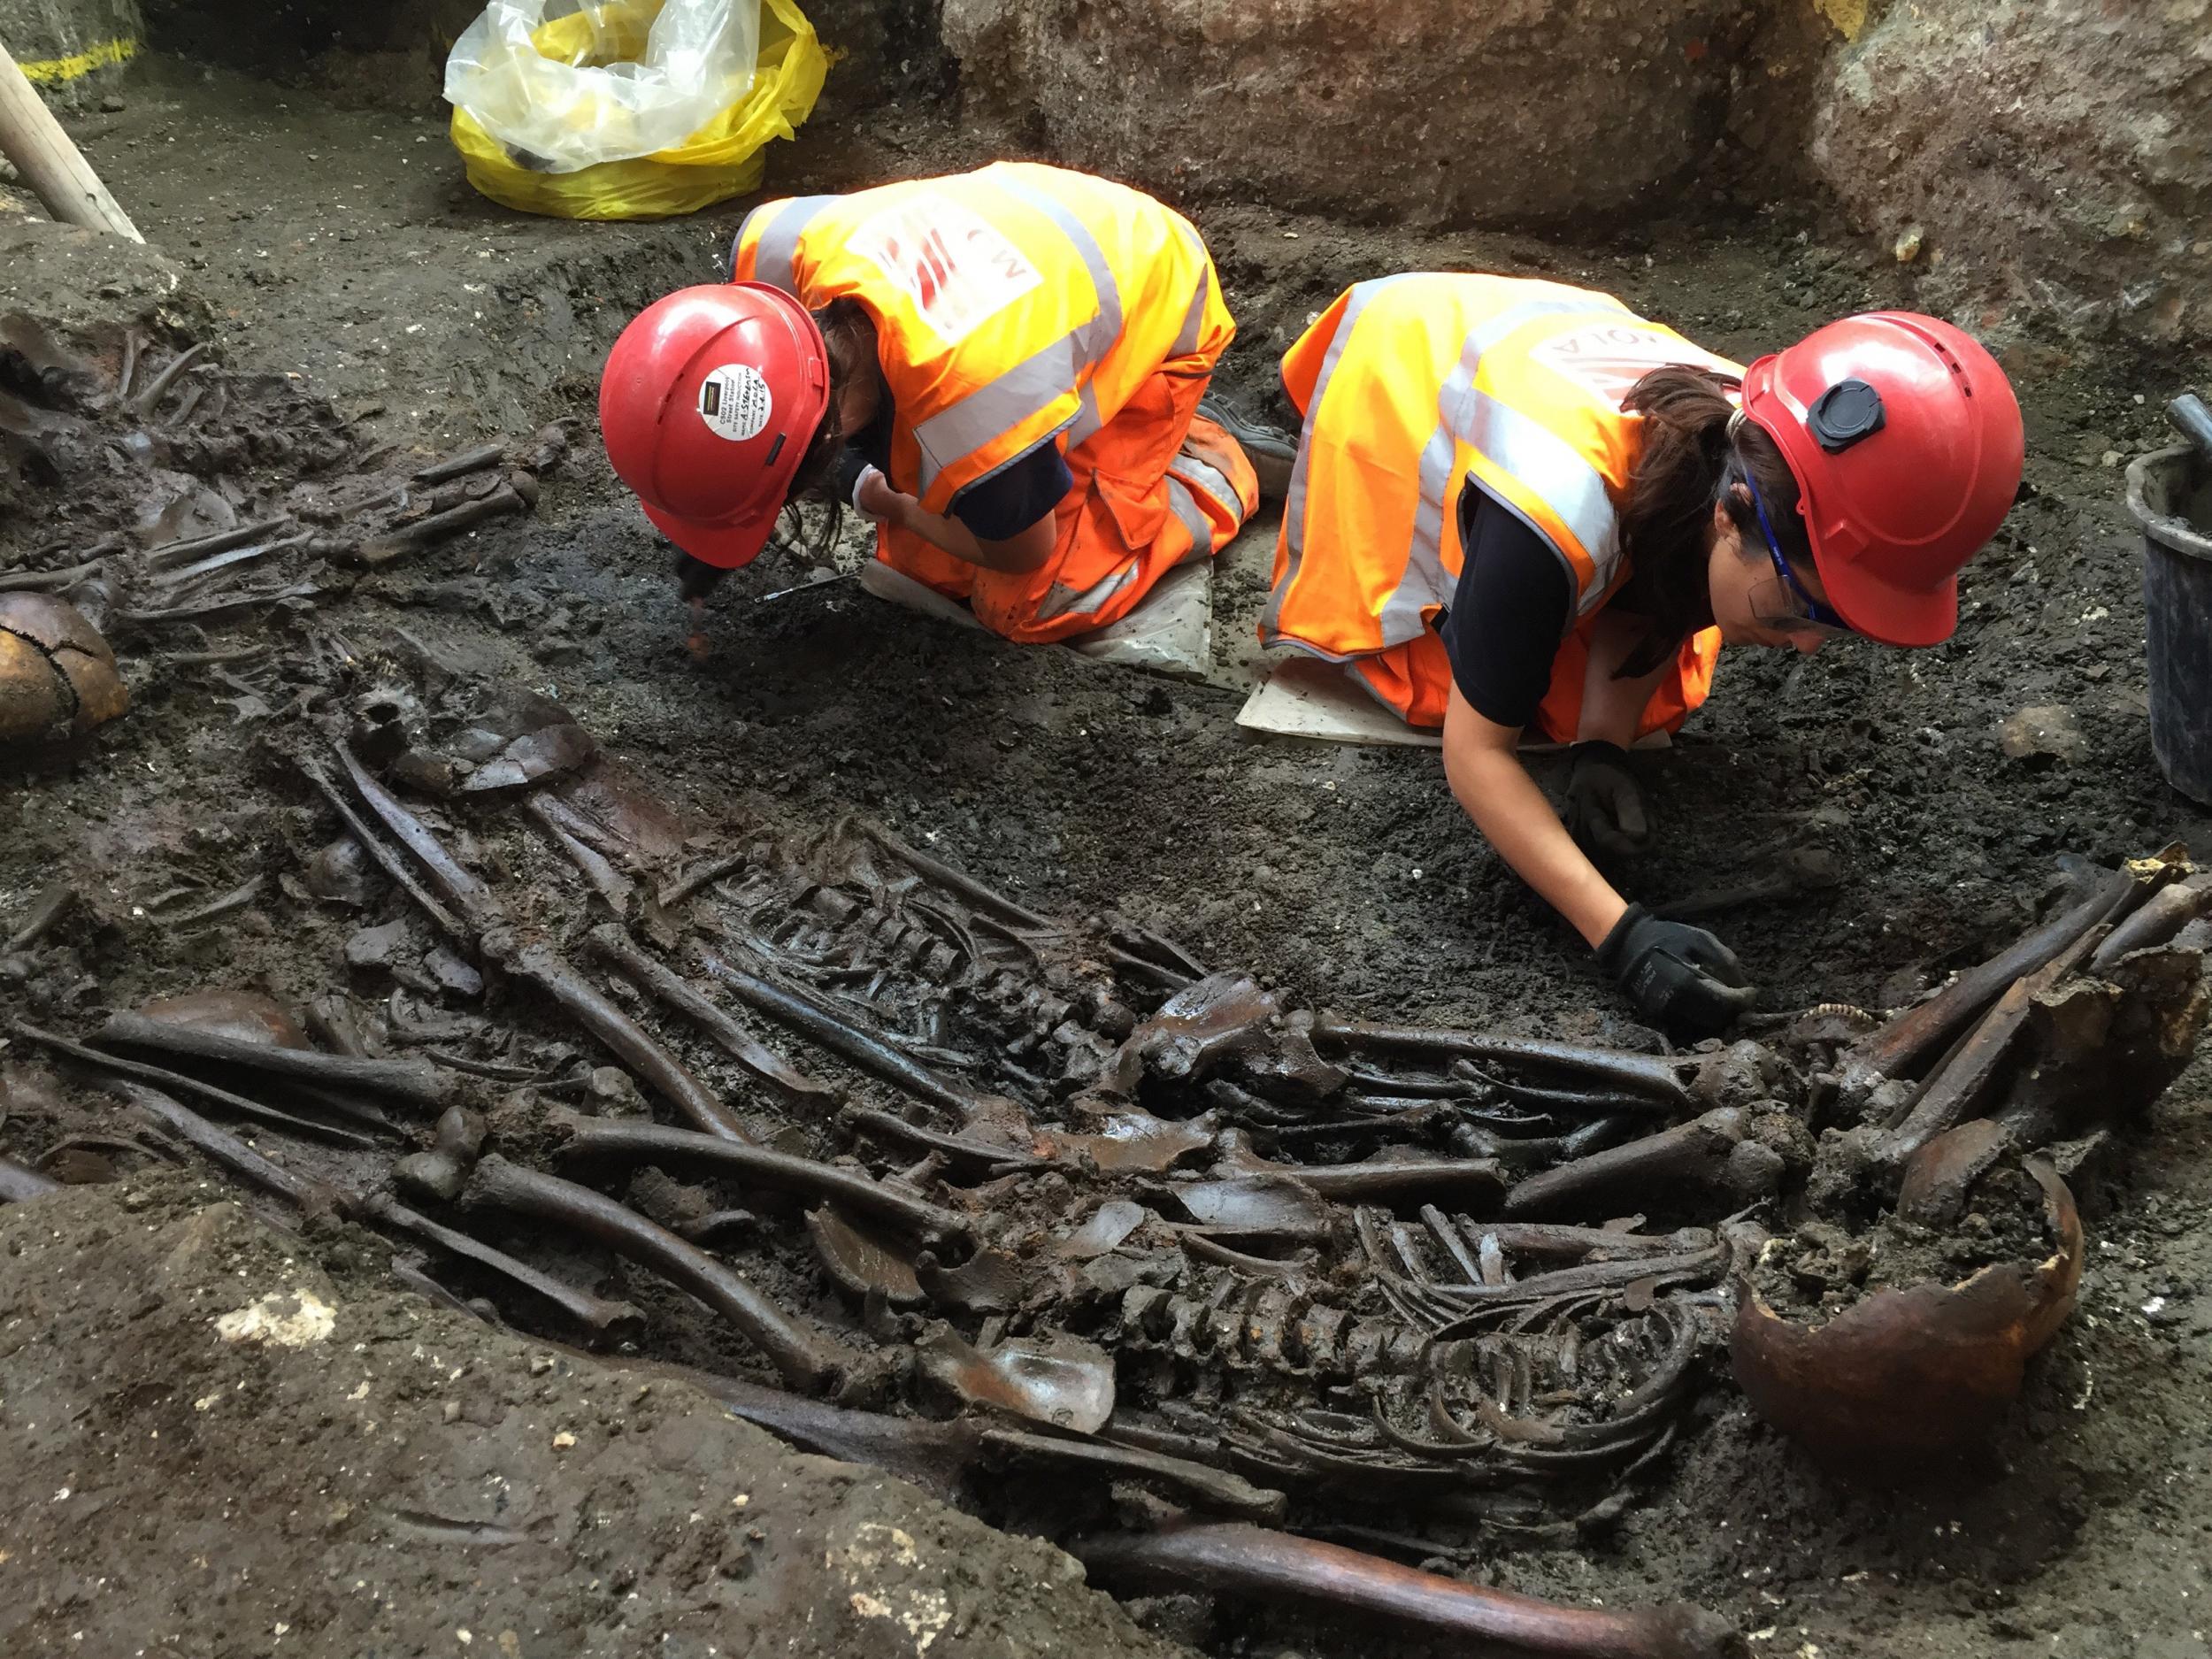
[1743,470,1851,637]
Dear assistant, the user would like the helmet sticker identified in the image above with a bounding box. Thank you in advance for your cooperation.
[698,365,774,443]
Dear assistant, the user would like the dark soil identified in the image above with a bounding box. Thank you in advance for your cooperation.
[4,50,2212,1659]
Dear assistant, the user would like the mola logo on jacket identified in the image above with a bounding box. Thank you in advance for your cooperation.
[1532,322,1734,409]
[848,195,1045,345]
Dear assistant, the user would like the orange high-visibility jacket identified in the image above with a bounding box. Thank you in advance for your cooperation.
[1264,273,1740,737]
[733,162,1235,522]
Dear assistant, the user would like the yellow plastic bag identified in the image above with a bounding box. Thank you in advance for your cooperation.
[447,0,827,221]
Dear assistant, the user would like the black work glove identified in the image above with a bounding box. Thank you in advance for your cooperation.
[1596,903,1756,1037]
[1564,741,1648,862]
[673,549,728,603]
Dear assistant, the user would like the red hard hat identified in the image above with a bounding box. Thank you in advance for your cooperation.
[599,283,831,571]
[1742,311,2024,647]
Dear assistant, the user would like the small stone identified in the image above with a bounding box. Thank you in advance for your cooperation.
[552,1430,576,1449]
[344,918,412,971]
[528,1353,555,1375]
[425,946,483,999]
[1893,225,1924,263]
[1996,704,2085,766]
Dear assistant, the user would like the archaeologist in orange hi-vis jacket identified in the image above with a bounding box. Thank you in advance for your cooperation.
[598,162,1293,643]
[1264,273,2024,1035]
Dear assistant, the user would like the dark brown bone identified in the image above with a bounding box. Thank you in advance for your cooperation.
[1845,867,2138,1087]
[130,342,209,417]
[1502,1109,1764,1219]
[334,739,501,928]
[1468,1223,1717,1263]
[653,1368,1285,1523]
[360,1193,644,1346]
[443,1154,848,1393]
[0,1155,61,1202]
[495,938,756,1144]
[95,1011,446,1113]
[297,756,467,941]
[15,1021,383,1148]
[1895,1119,2013,1230]
[550,1112,969,1248]
[524,795,632,913]
[1313,1022,1692,1106]
[1071,1523,1746,1659]
[586,924,834,1104]
[841,1106,1046,1172]
[695,947,983,1118]
[356,483,526,565]
[113,1079,326,1207]
[1876,926,2105,1168]
[5,878,74,951]
[2088,878,2212,972]
[413,442,506,484]
[865,825,1053,931]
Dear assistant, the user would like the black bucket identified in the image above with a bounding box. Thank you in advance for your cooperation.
[2126,442,2212,806]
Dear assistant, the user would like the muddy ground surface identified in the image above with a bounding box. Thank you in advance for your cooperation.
[5,54,2212,1659]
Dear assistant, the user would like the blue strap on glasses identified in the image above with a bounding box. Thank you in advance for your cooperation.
[1742,468,1850,633]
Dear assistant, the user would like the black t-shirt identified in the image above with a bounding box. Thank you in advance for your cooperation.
[836,399,1072,541]
[1437,483,1574,729]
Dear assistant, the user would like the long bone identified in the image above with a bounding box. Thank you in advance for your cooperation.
[1313,1022,1694,1107]
[1070,1522,1747,1659]
[586,924,835,1104]
[411,1151,851,1394]
[95,1010,446,1113]
[1501,1109,1770,1219]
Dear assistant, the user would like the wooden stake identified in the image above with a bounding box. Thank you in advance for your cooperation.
[0,35,143,242]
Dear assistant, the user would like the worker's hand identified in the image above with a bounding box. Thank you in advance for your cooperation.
[1595,903,1755,1037]
[673,550,727,603]
[853,465,905,526]
[1563,741,1647,863]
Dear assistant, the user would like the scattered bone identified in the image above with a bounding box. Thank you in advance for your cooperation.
[1071,1522,1747,1659]
[96,1010,446,1113]
[587,925,834,1105]
[918,1326,1116,1433]
[808,1206,926,1306]
[495,938,758,1144]
[550,1112,969,1248]
[1502,1110,1776,1218]
[4,878,73,952]
[426,1153,851,1394]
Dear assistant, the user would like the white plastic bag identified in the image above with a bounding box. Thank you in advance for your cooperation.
[444,0,761,173]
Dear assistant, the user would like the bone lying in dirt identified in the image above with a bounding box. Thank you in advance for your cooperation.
[298,755,467,941]
[0,1156,61,1202]
[334,739,501,928]
[1876,925,2106,1169]
[5,878,74,952]
[525,795,632,913]
[359,1193,645,1347]
[1502,1109,1773,1218]
[638,1364,1286,1523]
[549,1110,969,1249]
[113,1079,327,1207]
[1312,1022,1693,1108]
[15,1021,385,1148]
[495,938,757,1144]
[355,482,529,566]
[419,1152,849,1393]
[695,946,985,1118]
[1844,866,2141,1091]
[2088,877,2212,972]
[95,1011,447,1113]
[1071,1522,1746,1659]
[586,924,834,1104]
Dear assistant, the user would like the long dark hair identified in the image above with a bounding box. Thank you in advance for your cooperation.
[1614,365,1809,677]
[772,297,879,563]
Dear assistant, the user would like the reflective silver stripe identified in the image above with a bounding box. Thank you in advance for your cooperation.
[995,173,1123,356]
[1064,381,1104,451]
[1035,559,1141,623]
[1373,292,1632,645]
[1171,231,1213,359]
[910,173,1125,501]
[1164,474,1214,556]
[914,334,1084,496]
[1169,450,1238,518]
[1263,274,1417,641]
[734,195,839,295]
[1459,388,1621,616]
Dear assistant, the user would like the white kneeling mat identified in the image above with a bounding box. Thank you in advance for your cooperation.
[860,556,1215,683]
[1235,657,1671,753]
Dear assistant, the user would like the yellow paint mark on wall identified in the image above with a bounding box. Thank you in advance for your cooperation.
[1813,0,1869,39]
[18,35,140,85]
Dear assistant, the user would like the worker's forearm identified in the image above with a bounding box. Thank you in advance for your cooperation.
[885,502,1033,575]
[1444,737,1627,949]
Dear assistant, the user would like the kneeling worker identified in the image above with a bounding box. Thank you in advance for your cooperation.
[1263,273,2024,1033]
[600,163,1288,642]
